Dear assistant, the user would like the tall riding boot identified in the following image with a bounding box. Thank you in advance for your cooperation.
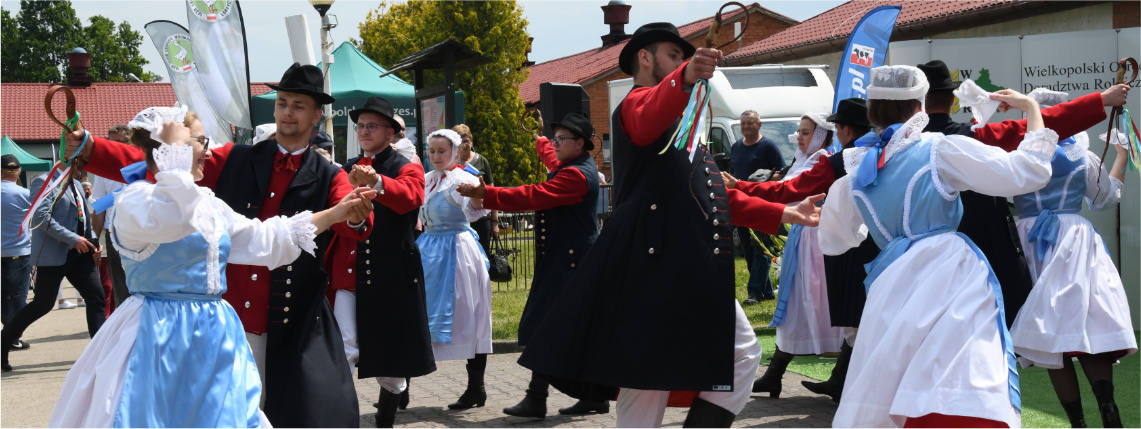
[1091,380,1122,428]
[752,347,793,398]
[399,378,410,410]
[503,372,548,418]
[682,397,735,428]
[448,354,488,409]
[375,389,399,428]
[801,340,852,402]
[1060,400,1087,428]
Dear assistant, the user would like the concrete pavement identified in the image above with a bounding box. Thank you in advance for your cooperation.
[1,282,838,427]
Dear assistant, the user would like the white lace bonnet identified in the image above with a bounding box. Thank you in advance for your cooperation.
[128,106,189,145]
[867,65,929,102]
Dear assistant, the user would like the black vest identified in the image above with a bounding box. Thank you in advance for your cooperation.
[518,152,600,346]
[342,147,436,378]
[211,141,359,427]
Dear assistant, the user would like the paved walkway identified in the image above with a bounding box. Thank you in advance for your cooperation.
[1,283,837,428]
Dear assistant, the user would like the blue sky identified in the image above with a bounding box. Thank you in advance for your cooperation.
[1,0,844,82]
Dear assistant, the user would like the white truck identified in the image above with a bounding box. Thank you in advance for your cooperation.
[606,64,835,167]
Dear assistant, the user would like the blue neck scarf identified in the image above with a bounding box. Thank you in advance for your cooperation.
[91,161,149,214]
[853,123,903,188]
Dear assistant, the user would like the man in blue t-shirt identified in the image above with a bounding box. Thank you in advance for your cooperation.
[729,110,784,304]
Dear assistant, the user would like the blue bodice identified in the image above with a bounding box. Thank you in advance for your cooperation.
[851,137,963,249]
[420,190,471,234]
[1012,146,1085,218]
[119,227,232,299]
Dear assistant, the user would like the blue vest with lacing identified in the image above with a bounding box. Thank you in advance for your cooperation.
[1012,144,1086,261]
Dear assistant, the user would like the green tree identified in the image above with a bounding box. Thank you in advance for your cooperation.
[358,1,540,186]
[1,0,155,83]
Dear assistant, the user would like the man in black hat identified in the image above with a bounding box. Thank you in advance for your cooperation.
[66,62,370,427]
[325,95,436,428]
[458,112,607,418]
[310,130,338,166]
[517,22,824,427]
[918,59,1131,328]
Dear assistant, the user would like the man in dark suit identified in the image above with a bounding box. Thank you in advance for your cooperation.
[2,166,106,371]
[66,63,370,427]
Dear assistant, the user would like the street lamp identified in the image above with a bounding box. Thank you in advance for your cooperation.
[309,0,336,155]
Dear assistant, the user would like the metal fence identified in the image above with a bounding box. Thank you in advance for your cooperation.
[490,183,614,291]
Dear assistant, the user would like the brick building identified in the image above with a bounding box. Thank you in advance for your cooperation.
[517,2,798,178]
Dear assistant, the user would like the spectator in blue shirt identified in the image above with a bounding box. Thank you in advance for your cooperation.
[1,154,32,350]
[729,110,784,304]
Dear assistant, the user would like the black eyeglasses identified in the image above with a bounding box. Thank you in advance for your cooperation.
[550,135,580,147]
[355,123,390,133]
[190,135,208,145]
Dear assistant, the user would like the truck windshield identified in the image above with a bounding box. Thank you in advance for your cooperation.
[731,120,801,165]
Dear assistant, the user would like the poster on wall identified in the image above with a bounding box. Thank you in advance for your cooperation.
[419,96,447,153]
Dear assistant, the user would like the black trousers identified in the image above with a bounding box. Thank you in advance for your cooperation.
[104,231,131,307]
[2,249,106,346]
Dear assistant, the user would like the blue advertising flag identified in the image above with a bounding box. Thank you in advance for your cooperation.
[830,5,902,153]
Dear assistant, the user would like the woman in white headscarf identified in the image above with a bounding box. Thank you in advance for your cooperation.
[40,107,374,428]
[751,113,847,399]
[416,129,494,409]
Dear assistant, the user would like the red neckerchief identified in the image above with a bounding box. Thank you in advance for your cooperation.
[273,151,303,172]
[427,164,463,193]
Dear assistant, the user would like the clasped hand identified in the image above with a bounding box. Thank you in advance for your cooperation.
[336,187,378,224]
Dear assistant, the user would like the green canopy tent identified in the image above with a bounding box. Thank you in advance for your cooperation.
[251,41,463,161]
[2,135,52,185]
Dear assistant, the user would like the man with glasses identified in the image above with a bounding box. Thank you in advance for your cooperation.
[459,112,606,418]
[328,96,435,427]
[64,63,371,426]
[730,110,783,305]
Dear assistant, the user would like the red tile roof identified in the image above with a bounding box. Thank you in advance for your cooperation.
[2,82,277,141]
[518,2,796,104]
[724,0,1050,64]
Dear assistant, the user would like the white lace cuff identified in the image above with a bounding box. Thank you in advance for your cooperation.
[287,211,318,257]
[1019,128,1059,158]
[153,144,194,174]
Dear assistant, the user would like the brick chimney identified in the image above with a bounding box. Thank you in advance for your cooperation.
[601,0,631,48]
[67,47,92,87]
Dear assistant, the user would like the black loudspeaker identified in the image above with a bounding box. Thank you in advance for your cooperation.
[539,82,590,139]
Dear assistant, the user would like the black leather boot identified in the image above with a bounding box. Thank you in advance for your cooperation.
[449,355,488,409]
[375,389,399,428]
[503,373,548,418]
[558,399,609,415]
[399,378,410,410]
[1091,380,1122,428]
[682,397,735,428]
[802,340,852,402]
[752,347,793,398]
[1060,400,1087,428]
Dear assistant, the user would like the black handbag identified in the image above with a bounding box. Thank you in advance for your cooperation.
[488,235,513,283]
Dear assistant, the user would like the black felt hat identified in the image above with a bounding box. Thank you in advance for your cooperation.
[619,22,696,76]
[550,112,595,151]
[1,154,19,170]
[827,98,870,127]
[917,60,960,92]
[349,96,403,132]
[267,62,336,105]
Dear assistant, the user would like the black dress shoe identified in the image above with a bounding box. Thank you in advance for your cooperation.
[558,400,609,415]
[10,340,29,350]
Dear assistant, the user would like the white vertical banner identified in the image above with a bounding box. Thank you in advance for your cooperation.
[1117,27,1140,327]
[185,0,252,130]
[145,21,232,147]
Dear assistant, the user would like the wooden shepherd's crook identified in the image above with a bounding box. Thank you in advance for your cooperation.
[705,2,749,50]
